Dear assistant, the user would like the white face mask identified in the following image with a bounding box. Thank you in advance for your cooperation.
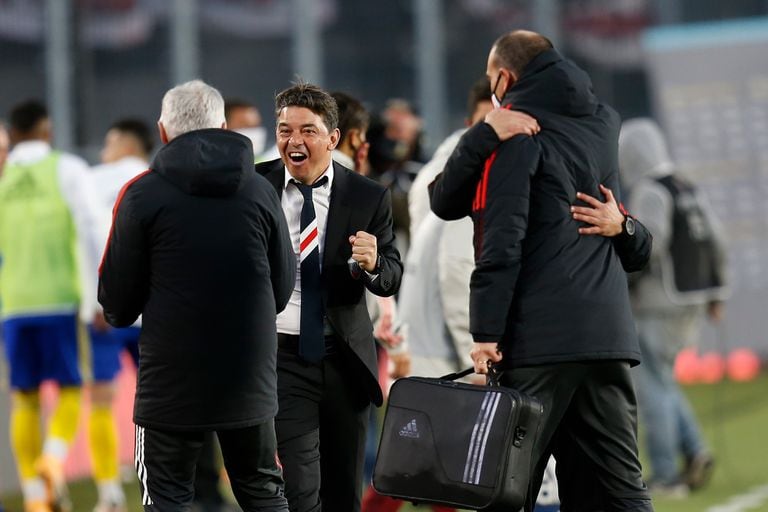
[491,73,504,108]
[236,127,267,155]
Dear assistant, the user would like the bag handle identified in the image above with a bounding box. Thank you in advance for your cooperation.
[439,364,504,387]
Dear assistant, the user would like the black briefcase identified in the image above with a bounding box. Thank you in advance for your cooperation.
[372,367,543,511]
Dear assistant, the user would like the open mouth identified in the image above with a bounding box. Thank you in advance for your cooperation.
[288,152,308,164]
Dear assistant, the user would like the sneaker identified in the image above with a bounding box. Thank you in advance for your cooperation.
[24,499,53,512]
[35,455,71,512]
[684,452,715,490]
[648,479,690,499]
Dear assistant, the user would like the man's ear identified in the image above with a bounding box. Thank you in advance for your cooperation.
[327,128,341,151]
[506,69,519,88]
[158,121,169,144]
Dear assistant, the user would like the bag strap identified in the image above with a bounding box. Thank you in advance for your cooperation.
[439,367,474,381]
[439,363,504,387]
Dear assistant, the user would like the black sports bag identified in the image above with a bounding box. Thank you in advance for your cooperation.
[372,367,543,511]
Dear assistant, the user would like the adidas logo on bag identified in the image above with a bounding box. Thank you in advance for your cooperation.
[398,419,420,439]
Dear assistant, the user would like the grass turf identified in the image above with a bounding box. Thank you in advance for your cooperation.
[2,374,767,512]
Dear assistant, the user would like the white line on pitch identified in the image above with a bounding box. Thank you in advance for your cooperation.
[707,484,768,512]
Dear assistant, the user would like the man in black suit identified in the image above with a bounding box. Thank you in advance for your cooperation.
[256,82,403,512]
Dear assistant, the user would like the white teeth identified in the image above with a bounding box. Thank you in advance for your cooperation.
[289,152,305,158]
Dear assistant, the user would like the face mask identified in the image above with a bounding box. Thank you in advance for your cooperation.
[236,127,267,155]
[491,73,504,108]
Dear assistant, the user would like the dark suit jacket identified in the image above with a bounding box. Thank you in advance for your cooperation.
[256,158,403,406]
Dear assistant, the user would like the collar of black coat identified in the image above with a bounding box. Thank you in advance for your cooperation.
[151,128,253,197]
[501,48,599,118]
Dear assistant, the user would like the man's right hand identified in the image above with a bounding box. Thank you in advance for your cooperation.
[471,342,503,374]
[484,109,540,141]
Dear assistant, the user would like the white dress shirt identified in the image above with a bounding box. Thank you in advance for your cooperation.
[276,162,334,335]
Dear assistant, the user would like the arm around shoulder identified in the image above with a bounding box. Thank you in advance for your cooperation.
[429,122,500,220]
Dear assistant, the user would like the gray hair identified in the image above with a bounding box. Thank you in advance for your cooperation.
[159,80,225,140]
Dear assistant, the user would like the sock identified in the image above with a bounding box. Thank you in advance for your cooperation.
[10,391,42,479]
[45,386,82,460]
[89,404,119,483]
[97,480,126,506]
[21,477,47,502]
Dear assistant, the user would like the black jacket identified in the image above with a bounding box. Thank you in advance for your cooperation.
[99,129,295,431]
[257,159,403,406]
[430,50,651,367]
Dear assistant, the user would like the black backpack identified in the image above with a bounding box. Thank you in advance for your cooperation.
[654,175,727,300]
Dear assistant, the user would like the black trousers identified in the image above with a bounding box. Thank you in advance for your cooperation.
[275,336,371,512]
[500,361,654,512]
[134,421,288,512]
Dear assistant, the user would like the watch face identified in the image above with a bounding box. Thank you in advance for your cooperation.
[625,217,636,236]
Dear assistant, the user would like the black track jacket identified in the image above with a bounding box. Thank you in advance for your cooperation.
[430,50,651,367]
[99,129,295,430]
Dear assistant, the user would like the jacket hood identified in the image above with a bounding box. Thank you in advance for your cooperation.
[618,118,674,192]
[502,49,598,118]
[151,129,254,197]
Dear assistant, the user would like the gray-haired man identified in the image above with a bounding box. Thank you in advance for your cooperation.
[98,80,295,511]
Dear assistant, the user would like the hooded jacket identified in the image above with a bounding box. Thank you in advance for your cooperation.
[99,129,295,430]
[620,118,729,313]
[431,49,651,367]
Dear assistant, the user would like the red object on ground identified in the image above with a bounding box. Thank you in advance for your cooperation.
[674,347,700,384]
[698,352,726,384]
[727,348,761,382]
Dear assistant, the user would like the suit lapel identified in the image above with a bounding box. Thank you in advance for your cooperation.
[323,162,353,270]
[261,160,285,198]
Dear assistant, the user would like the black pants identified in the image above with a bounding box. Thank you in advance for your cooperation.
[134,421,288,511]
[501,361,654,512]
[275,337,371,512]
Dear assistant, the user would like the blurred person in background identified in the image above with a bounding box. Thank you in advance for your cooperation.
[0,122,10,176]
[620,118,727,496]
[81,118,154,512]
[257,82,402,512]
[98,79,294,512]
[225,98,267,156]
[367,99,425,252]
[331,91,371,176]
[400,77,494,379]
[0,100,91,512]
[430,30,654,511]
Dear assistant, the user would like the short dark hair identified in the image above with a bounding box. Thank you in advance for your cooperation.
[224,98,256,122]
[467,77,492,119]
[110,118,154,156]
[331,91,369,146]
[9,100,48,134]
[275,82,338,132]
[492,31,553,75]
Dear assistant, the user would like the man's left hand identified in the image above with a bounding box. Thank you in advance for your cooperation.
[471,342,503,375]
[349,231,378,272]
[571,184,624,237]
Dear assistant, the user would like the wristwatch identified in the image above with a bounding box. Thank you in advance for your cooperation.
[622,215,636,236]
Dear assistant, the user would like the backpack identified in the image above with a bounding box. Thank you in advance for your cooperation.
[654,174,727,304]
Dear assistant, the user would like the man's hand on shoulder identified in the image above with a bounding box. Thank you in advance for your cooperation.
[572,184,624,237]
[484,108,540,141]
